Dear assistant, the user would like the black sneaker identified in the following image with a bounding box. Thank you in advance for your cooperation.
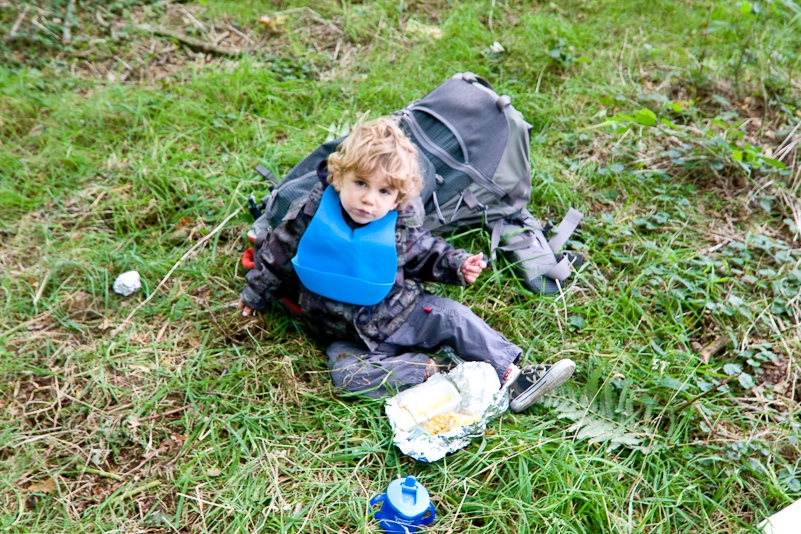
[509,359,576,413]
[424,346,464,379]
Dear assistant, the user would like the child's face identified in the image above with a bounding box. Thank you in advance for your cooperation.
[335,170,400,224]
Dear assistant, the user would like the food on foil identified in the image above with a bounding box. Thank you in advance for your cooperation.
[385,362,511,463]
[384,376,462,432]
[422,412,480,435]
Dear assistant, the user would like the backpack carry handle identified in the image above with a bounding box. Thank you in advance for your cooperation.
[254,165,278,188]
[460,72,494,91]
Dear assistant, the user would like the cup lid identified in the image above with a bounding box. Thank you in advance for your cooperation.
[386,476,431,519]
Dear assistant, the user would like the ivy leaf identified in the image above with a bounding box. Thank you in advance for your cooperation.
[738,373,755,389]
[732,149,743,162]
[568,315,586,330]
[723,363,743,376]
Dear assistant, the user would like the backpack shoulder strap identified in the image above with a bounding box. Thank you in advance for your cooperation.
[547,208,584,252]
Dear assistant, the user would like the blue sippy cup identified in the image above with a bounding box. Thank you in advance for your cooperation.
[370,476,436,534]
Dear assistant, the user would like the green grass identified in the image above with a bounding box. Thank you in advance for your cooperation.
[2,0,800,532]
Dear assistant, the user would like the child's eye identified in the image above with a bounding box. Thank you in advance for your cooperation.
[355,181,367,187]
[380,188,394,196]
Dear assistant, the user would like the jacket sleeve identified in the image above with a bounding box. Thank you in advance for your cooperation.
[401,224,472,286]
[240,191,317,310]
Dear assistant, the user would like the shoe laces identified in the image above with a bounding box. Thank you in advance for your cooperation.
[521,364,550,380]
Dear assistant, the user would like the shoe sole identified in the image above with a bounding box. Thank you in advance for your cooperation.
[509,359,576,413]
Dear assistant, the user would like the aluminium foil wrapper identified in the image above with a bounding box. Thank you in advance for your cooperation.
[385,362,510,462]
[113,270,142,296]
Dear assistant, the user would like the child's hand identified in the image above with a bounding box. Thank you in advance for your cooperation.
[461,254,487,284]
[238,299,255,317]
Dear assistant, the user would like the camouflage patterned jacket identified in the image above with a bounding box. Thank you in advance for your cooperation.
[240,179,472,349]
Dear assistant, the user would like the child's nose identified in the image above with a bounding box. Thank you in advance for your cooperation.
[362,189,376,205]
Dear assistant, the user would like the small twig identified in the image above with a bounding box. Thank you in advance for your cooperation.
[617,29,628,86]
[224,23,254,44]
[704,239,731,255]
[180,7,208,34]
[113,210,240,335]
[207,303,239,345]
[138,405,191,423]
[444,480,469,534]
[95,10,109,28]
[176,491,236,512]
[211,30,230,45]
[674,375,737,413]
[134,23,241,56]
[694,404,718,438]
[698,336,730,364]
[63,0,76,44]
[535,68,544,93]
[612,127,632,150]
[8,5,29,39]
[773,120,801,156]
[33,269,52,308]
[104,480,161,507]
[61,467,124,481]
[31,18,61,39]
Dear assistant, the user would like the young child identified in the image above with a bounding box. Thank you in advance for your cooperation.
[238,117,575,412]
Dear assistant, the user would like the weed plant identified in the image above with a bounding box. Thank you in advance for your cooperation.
[1,0,800,533]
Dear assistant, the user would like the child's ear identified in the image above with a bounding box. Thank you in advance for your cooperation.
[329,170,341,191]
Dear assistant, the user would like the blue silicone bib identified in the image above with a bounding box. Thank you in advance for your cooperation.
[291,186,398,306]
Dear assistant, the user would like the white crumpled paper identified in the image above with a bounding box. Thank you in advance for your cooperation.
[113,270,142,296]
[385,362,510,462]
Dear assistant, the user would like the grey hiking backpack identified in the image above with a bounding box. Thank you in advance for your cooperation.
[246,73,583,295]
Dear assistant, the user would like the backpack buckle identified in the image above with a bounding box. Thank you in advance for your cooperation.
[248,194,265,220]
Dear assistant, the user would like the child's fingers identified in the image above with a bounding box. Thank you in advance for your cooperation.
[239,302,254,316]
[464,254,483,268]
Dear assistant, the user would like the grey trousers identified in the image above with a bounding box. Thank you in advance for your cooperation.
[327,294,522,398]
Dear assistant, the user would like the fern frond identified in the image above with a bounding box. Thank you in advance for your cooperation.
[540,380,658,453]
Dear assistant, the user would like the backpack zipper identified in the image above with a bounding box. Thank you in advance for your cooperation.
[399,109,507,200]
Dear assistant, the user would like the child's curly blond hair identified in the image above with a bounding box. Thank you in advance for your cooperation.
[327,117,423,207]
